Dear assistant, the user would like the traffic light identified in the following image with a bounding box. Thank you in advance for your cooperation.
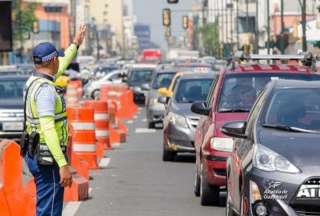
[167,0,179,3]
[32,21,39,34]
[182,16,189,29]
[162,8,171,27]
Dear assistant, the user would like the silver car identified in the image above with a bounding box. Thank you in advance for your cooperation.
[161,72,217,161]
[145,69,177,128]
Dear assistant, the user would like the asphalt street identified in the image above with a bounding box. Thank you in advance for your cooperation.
[73,107,225,216]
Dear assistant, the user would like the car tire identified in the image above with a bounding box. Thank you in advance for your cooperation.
[194,169,201,197]
[92,90,100,100]
[226,187,237,216]
[200,164,219,206]
[162,148,176,161]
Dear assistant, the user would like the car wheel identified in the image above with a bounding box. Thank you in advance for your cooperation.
[200,163,219,206]
[194,168,200,197]
[92,90,100,100]
[162,147,176,162]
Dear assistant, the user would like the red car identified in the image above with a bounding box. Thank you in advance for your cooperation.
[191,62,320,206]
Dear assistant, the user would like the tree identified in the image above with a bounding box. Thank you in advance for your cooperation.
[12,0,37,48]
[200,21,219,57]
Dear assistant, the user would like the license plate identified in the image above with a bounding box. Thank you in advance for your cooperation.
[2,122,23,131]
[155,123,163,128]
[296,184,320,200]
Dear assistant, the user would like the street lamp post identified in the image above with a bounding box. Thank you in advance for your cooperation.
[301,0,307,52]
[267,0,271,54]
[91,18,100,61]
[280,0,285,54]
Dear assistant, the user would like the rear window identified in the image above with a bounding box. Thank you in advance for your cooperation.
[128,69,153,83]
[174,78,213,103]
[0,79,26,100]
[151,72,175,89]
[218,73,320,112]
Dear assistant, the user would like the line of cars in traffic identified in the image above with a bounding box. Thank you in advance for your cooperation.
[139,54,320,216]
[2,54,320,215]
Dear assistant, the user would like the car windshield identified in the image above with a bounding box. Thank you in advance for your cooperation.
[175,78,213,103]
[94,66,118,74]
[218,73,320,112]
[129,69,153,83]
[0,78,26,103]
[151,72,175,89]
[263,88,320,131]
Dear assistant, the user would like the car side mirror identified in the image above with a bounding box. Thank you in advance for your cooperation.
[221,121,247,138]
[158,87,169,96]
[191,102,210,116]
[158,96,169,104]
[141,83,151,91]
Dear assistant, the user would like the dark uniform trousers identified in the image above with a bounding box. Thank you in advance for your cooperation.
[25,154,64,216]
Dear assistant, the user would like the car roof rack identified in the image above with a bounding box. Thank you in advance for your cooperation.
[228,52,317,72]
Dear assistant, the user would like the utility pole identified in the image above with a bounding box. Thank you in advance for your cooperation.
[267,0,271,54]
[254,0,259,53]
[236,0,240,50]
[246,0,249,32]
[280,0,285,54]
[301,0,307,52]
[96,28,100,61]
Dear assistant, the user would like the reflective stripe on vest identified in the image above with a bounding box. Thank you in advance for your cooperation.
[25,76,68,164]
[27,112,67,125]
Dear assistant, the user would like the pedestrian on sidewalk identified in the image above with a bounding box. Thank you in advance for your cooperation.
[23,24,86,216]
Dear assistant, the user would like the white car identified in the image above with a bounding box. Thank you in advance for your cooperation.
[84,70,124,99]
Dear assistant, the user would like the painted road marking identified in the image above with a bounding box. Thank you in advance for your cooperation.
[135,128,156,133]
[89,187,93,196]
[62,202,82,216]
[99,158,111,168]
[112,143,121,149]
[62,187,93,216]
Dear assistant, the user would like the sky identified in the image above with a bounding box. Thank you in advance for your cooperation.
[125,0,200,48]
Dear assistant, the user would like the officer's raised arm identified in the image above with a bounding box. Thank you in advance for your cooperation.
[56,24,87,78]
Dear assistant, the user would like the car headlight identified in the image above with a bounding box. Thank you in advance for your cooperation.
[169,112,188,128]
[210,137,233,152]
[253,145,300,173]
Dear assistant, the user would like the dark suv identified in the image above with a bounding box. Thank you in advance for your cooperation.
[192,57,320,206]
[0,74,29,141]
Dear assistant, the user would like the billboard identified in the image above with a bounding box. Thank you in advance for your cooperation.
[134,23,151,50]
[0,1,13,51]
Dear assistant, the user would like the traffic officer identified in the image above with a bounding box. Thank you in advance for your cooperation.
[24,25,86,216]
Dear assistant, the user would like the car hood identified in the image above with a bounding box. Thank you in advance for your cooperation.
[214,112,249,137]
[258,128,320,174]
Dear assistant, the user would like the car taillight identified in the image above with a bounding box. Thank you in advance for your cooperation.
[209,137,234,152]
